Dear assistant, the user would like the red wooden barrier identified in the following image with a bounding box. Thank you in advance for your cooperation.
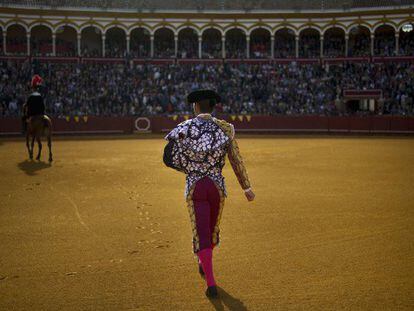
[149,115,414,134]
[349,116,371,132]
[0,116,135,135]
[389,116,411,131]
[0,117,21,134]
[328,116,350,131]
[1,116,413,135]
[371,117,390,131]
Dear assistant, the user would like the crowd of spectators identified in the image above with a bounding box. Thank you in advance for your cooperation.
[2,30,413,58]
[56,38,77,57]
[323,36,345,58]
[251,41,270,58]
[4,38,27,55]
[348,33,371,56]
[399,34,414,56]
[1,60,413,117]
[274,35,295,58]
[299,34,321,58]
[81,46,102,58]
[374,34,396,56]
[225,36,246,59]
[31,39,53,56]
[202,40,222,59]
[178,36,198,59]
[129,41,151,58]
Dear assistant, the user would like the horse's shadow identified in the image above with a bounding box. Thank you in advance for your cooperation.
[18,159,51,176]
[208,287,248,311]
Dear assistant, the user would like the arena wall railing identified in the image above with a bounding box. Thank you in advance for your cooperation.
[1,56,414,64]
[1,116,414,136]
[1,3,412,62]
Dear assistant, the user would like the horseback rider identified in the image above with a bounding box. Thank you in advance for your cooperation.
[22,75,46,133]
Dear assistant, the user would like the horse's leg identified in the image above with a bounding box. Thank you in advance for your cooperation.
[47,132,53,163]
[36,136,42,161]
[26,133,32,159]
[30,136,35,160]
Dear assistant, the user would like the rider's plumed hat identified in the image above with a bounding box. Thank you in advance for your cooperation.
[31,75,43,88]
[187,89,221,106]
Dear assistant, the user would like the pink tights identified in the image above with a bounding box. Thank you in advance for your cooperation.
[197,248,216,287]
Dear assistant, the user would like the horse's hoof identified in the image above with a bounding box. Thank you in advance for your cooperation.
[49,158,53,163]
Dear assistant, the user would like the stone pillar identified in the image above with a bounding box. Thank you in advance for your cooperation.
[395,32,399,56]
[295,35,299,58]
[270,36,274,58]
[77,33,81,56]
[102,34,106,57]
[174,35,178,58]
[3,31,7,55]
[370,33,374,56]
[150,34,154,58]
[126,34,130,55]
[345,34,349,57]
[52,33,56,56]
[320,35,324,58]
[222,36,225,58]
[198,35,202,59]
[246,35,250,58]
[26,32,30,56]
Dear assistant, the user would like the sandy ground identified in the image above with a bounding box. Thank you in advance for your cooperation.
[0,135,413,311]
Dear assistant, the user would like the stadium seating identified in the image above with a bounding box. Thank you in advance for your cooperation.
[1,61,413,117]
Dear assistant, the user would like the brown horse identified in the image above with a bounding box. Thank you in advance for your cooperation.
[26,115,53,162]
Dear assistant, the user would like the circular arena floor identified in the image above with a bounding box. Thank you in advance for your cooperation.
[0,136,413,310]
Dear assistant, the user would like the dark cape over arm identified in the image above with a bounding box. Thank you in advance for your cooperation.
[163,139,182,171]
[162,120,190,172]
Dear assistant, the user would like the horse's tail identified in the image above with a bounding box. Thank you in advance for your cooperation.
[43,115,52,135]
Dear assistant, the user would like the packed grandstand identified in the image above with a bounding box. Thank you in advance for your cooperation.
[0,0,413,117]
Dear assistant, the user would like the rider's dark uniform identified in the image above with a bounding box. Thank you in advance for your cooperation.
[22,92,45,133]
[26,92,45,116]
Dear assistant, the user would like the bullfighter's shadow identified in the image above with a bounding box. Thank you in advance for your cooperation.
[18,160,51,176]
[208,287,248,311]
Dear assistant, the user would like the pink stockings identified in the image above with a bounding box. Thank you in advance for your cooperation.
[192,177,221,287]
[198,247,216,287]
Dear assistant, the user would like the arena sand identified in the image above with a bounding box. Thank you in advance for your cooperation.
[0,136,413,310]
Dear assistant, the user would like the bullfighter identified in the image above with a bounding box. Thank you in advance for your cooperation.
[163,89,255,298]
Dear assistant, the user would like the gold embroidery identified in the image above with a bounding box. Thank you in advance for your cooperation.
[212,187,225,246]
[186,187,200,253]
[213,118,234,138]
[213,118,251,190]
[228,138,251,190]
[184,118,251,253]
[186,182,226,253]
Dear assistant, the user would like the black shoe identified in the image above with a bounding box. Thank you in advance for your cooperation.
[198,264,205,277]
[205,286,218,298]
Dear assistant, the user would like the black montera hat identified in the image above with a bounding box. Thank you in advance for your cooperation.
[187,89,221,105]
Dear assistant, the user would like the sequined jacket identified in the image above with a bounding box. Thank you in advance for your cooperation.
[164,114,251,197]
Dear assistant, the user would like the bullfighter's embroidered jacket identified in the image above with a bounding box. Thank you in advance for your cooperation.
[164,114,251,197]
